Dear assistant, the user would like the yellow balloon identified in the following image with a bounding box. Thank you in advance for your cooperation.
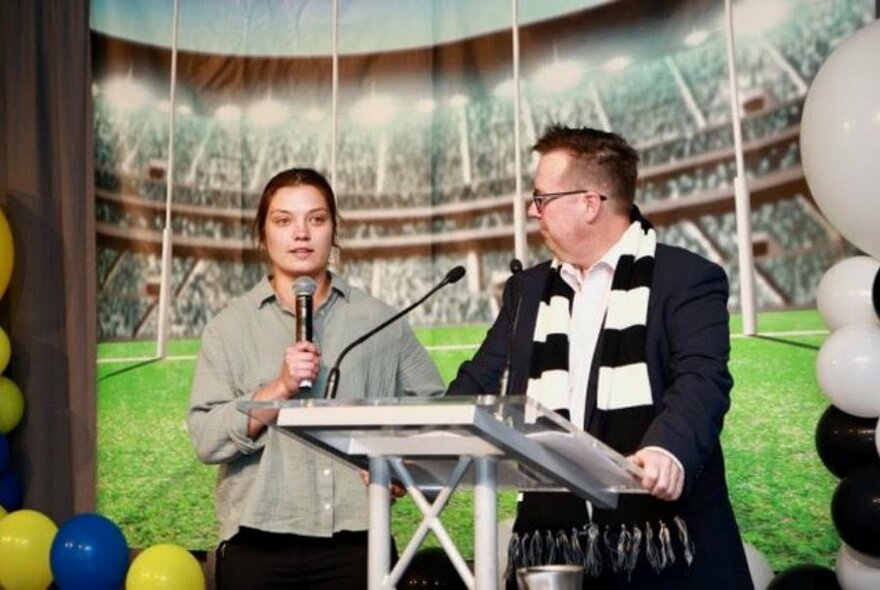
[0,208,12,300]
[0,376,24,434]
[0,509,57,590]
[126,543,205,590]
[0,326,10,374]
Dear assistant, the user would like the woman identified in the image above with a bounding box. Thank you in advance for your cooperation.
[187,167,445,589]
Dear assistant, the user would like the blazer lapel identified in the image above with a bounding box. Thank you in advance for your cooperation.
[508,264,548,396]
[583,318,606,431]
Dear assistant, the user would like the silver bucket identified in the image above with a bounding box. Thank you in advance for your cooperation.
[515,565,584,590]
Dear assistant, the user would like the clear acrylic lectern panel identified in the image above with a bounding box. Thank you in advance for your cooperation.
[239,395,643,507]
[238,395,644,590]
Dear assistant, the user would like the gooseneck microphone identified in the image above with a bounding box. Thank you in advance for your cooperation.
[501,259,523,397]
[323,266,467,400]
[293,276,317,389]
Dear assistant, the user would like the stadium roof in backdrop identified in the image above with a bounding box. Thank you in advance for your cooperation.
[90,0,619,57]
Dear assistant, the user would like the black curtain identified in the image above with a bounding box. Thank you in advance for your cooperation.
[0,0,96,519]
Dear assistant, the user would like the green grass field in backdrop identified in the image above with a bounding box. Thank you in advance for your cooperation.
[97,309,837,572]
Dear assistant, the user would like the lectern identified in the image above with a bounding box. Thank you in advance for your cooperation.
[239,395,644,589]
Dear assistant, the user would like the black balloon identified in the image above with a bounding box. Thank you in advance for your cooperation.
[832,465,880,557]
[873,267,880,320]
[767,564,839,589]
[815,405,879,478]
[399,548,467,589]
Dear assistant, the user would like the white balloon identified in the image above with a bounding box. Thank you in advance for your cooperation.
[816,323,880,418]
[837,544,880,589]
[801,20,880,259]
[743,541,774,590]
[817,256,880,331]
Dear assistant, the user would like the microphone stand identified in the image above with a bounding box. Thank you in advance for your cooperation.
[500,259,523,397]
[323,267,465,400]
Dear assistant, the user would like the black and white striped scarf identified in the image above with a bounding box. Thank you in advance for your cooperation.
[527,210,655,429]
[510,207,693,581]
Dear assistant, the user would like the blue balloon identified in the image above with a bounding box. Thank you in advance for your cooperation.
[50,513,130,590]
[0,434,9,473]
[0,469,22,511]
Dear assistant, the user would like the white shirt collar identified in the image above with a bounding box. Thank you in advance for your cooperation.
[558,232,628,290]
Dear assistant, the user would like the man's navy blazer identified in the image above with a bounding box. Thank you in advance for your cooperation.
[448,244,752,588]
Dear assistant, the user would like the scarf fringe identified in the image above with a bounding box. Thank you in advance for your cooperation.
[505,518,693,581]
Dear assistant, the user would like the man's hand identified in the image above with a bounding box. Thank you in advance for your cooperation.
[630,448,684,501]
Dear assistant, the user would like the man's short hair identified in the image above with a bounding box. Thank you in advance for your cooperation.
[533,124,640,205]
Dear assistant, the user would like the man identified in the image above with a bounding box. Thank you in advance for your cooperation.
[448,125,751,588]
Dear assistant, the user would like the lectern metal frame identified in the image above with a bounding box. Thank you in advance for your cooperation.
[239,395,643,590]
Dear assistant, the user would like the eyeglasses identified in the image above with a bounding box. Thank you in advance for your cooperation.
[530,189,607,214]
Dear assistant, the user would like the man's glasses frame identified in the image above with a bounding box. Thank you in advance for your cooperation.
[530,189,608,214]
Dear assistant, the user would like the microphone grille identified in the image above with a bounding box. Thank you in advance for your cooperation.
[293,276,317,296]
[446,266,466,284]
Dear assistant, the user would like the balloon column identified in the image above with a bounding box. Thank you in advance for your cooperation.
[0,207,23,514]
[799,18,880,590]
[1,206,64,590]
[0,208,23,514]
[0,208,23,517]
[0,205,205,590]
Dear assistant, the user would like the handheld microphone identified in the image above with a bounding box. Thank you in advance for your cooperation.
[323,266,466,400]
[293,276,317,389]
[501,259,523,397]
